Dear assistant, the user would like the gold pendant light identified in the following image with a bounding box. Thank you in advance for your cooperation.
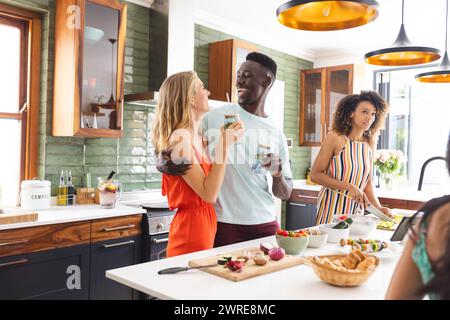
[416,0,450,83]
[365,0,441,66]
[276,0,379,31]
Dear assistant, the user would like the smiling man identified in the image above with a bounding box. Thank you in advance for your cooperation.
[157,52,293,247]
[200,52,293,246]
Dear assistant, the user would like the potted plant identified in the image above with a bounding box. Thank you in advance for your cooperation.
[374,149,407,189]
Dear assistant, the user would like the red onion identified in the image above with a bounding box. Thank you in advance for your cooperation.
[269,247,285,261]
[260,242,275,255]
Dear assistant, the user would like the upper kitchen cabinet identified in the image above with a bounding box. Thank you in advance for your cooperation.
[300,64,353,146]
[208,39,257,103]
[53,0,127,138]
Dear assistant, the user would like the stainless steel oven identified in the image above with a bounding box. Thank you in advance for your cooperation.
[141,204,176,262]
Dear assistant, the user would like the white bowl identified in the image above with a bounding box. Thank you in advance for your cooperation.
[307,233,328,248]
[318,223,350,243]
[333,215,379,236]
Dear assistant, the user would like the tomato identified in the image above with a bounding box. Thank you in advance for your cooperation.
[281,230,289,237]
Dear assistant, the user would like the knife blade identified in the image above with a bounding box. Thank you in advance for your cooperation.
[157,263,218,275]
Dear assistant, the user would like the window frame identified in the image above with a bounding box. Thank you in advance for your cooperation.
[0,3,42,182]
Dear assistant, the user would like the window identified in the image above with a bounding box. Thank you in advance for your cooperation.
[0,5,41,206]
[375,67,450,191]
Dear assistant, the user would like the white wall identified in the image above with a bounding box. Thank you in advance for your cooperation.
[167,0,195,74]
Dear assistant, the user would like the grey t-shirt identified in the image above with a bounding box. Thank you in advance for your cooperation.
[202,104,292,225]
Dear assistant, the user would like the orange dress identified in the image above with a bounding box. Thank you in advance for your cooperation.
[162,147,217,257]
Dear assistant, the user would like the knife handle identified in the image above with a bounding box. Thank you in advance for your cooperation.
[157,267,189,274]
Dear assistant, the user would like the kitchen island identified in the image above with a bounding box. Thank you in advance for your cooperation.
[106,229,402,300]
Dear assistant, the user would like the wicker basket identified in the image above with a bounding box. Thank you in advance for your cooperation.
[306,254,380,287]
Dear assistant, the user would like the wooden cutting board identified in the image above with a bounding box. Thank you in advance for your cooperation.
[0,212,38,225]
[188,246,304,282]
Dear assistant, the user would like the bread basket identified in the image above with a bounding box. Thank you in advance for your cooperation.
[304,254,380,287]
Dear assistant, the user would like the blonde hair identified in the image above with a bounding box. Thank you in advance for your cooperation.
[152,71,198,154]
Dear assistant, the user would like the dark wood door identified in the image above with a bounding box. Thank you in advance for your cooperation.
[0,244,90,300]
[89,235,141,300]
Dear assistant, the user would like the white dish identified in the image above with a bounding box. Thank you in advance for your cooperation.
[318,223,350,243]
[337,242,403,259]
[333,215,379,236]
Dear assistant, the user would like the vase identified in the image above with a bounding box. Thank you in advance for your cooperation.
[380,172,395,190]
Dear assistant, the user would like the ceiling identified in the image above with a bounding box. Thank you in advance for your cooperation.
[130,0,448,62]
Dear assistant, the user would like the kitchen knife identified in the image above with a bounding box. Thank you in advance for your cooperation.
[157,263,218,275]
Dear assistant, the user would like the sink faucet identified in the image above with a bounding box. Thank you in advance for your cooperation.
[418,156,446,191]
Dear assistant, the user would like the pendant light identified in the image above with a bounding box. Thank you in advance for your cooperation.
[364,0,441,66]
[416,0,450,82]
[276,0,379,31]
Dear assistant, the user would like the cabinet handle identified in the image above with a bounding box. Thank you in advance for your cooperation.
[152,238,169,244]
[102,240,135,248]
[0,239,29,247]
[289,203,307,207]
[102,224,135,232]
[0,258,28,268]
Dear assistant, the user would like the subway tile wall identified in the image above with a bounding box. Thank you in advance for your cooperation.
[1,0,161,194]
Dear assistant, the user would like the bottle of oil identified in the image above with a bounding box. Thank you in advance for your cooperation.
[57,170,67,206]
[67,170,75,205]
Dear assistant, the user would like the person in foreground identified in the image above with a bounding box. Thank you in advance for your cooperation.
[157,52,293,247]
[311,91,392,224]
[385,133,450,300]
[151,71,244,257]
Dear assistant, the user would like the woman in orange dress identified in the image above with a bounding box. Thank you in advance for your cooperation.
[152,71,244,257]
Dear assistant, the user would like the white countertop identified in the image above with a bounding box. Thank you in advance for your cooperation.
[106,229,401,300]
[0,204,146,231]
[293,180,447,202]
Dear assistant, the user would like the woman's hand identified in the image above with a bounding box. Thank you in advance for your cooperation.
[221,121,245,147]
[377,206,393,218]
[346,183,369,208]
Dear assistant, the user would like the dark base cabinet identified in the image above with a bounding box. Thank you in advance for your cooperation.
[0,244,90,300]
[285,202,318,230]
[89,235,141,300]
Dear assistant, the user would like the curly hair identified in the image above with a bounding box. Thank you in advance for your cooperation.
[331,91,389,146]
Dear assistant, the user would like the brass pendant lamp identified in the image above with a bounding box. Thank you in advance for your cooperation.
[416,0,450,83]
[276,0,379,31]
[364,0,441,66]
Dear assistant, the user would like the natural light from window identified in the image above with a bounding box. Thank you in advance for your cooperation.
[383,68,450,192]
[0,24,22,207]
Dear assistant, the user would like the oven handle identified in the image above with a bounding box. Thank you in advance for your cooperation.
[152,238,169,244]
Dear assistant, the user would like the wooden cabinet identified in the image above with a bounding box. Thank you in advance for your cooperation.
[208,39,257,103]
[0,244,90,300]
[300,64,353,146]
[53,0,127,138]
[89,214,142,300]
[0,214,142,300]
[0,221,91,258]
[89,235,141,300]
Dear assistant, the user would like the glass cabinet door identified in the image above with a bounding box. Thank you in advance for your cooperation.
[301,70,324,145]
[81,0,120,130]
[326,66,352,131]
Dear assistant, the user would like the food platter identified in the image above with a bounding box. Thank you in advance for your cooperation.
[338,242,403,259]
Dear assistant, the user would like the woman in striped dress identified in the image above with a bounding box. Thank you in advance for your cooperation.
[311,91,392,225]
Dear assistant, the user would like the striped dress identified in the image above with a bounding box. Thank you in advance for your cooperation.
[315,137,373,225]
